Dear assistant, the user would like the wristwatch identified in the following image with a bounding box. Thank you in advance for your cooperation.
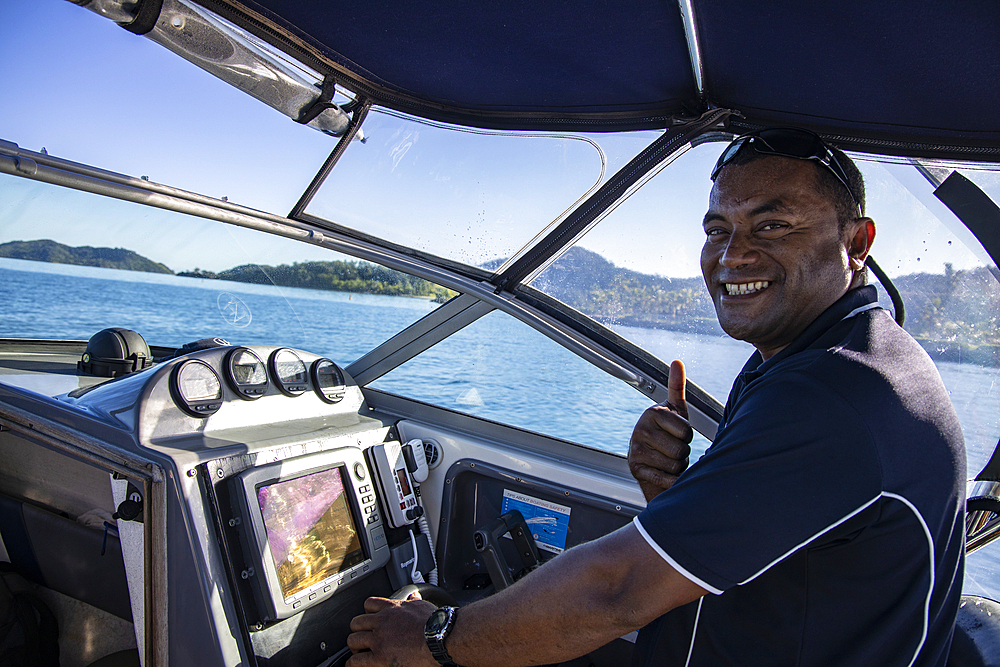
[424,606,459,666]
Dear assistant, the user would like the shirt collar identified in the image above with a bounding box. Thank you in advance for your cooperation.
[736,285,880,384]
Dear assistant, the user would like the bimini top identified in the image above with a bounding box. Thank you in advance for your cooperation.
[131,0,1000,160]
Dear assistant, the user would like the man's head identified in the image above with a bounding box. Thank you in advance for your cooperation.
[702,129,876,360]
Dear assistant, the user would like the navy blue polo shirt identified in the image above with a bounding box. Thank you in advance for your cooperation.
[634,286,966,666]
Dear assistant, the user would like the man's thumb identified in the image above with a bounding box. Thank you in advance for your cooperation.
[667,359,688,419]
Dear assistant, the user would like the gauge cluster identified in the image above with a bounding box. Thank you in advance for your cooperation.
[170,346,349,418]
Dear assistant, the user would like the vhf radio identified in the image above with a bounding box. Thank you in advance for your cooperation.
[367,440,428,528]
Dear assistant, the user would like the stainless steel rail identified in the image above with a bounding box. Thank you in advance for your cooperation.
[967,479,1000,554]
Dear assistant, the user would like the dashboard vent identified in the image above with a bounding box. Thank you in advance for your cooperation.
[422,439,442,469]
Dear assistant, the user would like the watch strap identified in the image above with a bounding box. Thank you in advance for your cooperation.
[425,606,458,666]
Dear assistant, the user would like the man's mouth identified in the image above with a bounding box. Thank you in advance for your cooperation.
[724,281,770,296]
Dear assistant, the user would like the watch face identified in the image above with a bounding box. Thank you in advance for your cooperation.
[427,608,450,635]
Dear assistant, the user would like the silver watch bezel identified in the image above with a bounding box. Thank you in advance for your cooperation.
[424,606,458,665]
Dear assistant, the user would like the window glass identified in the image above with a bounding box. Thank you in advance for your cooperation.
[306,110,611,268]
[530,141,754,458]
[528,141,1000,476]
[370,310,653,454]
[957,168,1000,205]
[967,541,1000,601]
[1,0,336,218]
[0,175,452,365]
[867,160,1000,602]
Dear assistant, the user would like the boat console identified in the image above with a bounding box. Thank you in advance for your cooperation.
[0,332,642,666]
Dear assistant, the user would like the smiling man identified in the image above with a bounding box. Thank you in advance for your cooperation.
[702,153,872,360]
[347,129,967,666]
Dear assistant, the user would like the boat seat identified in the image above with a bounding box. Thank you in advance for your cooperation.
[948,595,1000,667]
[0,492,132,621]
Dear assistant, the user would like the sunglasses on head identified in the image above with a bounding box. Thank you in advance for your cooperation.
[711,128,863,217]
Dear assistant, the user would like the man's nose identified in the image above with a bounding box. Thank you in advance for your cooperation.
[719,231,758,269]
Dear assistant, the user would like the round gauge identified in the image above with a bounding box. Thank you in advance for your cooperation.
[171,360,223,417]
[311,358,346,404]
[269,348,308,396]
[225,347,268,400]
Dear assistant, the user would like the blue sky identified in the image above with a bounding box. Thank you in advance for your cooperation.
[1,0,995,279]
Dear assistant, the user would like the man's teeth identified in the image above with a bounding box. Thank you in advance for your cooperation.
[725,281,770,295]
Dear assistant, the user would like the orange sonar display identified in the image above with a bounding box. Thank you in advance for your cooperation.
[257,466,365,600]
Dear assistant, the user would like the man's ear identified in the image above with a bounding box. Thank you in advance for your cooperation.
[847,219,876,272]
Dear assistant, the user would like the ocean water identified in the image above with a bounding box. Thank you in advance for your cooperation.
[2,257,998,598]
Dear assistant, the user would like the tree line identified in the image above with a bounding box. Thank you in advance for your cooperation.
[535,247,1000,365]
[180,261,457,302]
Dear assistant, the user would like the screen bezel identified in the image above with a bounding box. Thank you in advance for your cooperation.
[230,446,389,622]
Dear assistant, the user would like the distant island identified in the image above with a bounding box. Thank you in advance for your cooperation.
[0,239,456,302]
[4,238,1000,365]
[177,263,457,302]
[521,248,722,335]
[0,239,173,274]
[499,247,1000,366]
[536,248,1000,366]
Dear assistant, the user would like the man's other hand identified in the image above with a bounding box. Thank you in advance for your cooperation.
[628,360,693,502]
[347,594,438,667]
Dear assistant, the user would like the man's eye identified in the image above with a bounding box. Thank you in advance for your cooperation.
[705,228,728,238]
[757,222,789,233]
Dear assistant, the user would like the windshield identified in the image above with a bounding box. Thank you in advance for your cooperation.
[305,110,612,268]
[4,0,1000,601]
[0,1,462,362]
[0,175,452,364]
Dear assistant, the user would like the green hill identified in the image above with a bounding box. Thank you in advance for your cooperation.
[530,247,722,334]
[0,239,174,274]
[182,260,457,301]
[506,248,1000,363]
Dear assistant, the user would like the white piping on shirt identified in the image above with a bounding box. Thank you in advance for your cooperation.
[842,302,881,321]
[632,516,724,595]
[735,495,882,586]
[883,493,936,667]
[637,493,936,666]
[684,598,704,667]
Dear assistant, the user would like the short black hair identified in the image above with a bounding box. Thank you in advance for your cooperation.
[721,142,866,231]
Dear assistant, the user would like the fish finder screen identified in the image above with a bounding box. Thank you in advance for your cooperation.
[257,466,365,601]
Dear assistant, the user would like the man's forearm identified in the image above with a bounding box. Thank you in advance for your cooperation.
[445,525,702,667]
[346,524,706,667]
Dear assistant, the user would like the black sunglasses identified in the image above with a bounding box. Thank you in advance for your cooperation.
[711,128,863,217]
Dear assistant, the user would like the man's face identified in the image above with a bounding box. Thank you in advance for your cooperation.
[701,156,859,359]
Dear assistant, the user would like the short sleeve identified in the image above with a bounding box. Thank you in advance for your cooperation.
[636,366,883,593]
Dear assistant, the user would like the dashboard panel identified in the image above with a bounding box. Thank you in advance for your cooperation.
[0,340,645,667]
